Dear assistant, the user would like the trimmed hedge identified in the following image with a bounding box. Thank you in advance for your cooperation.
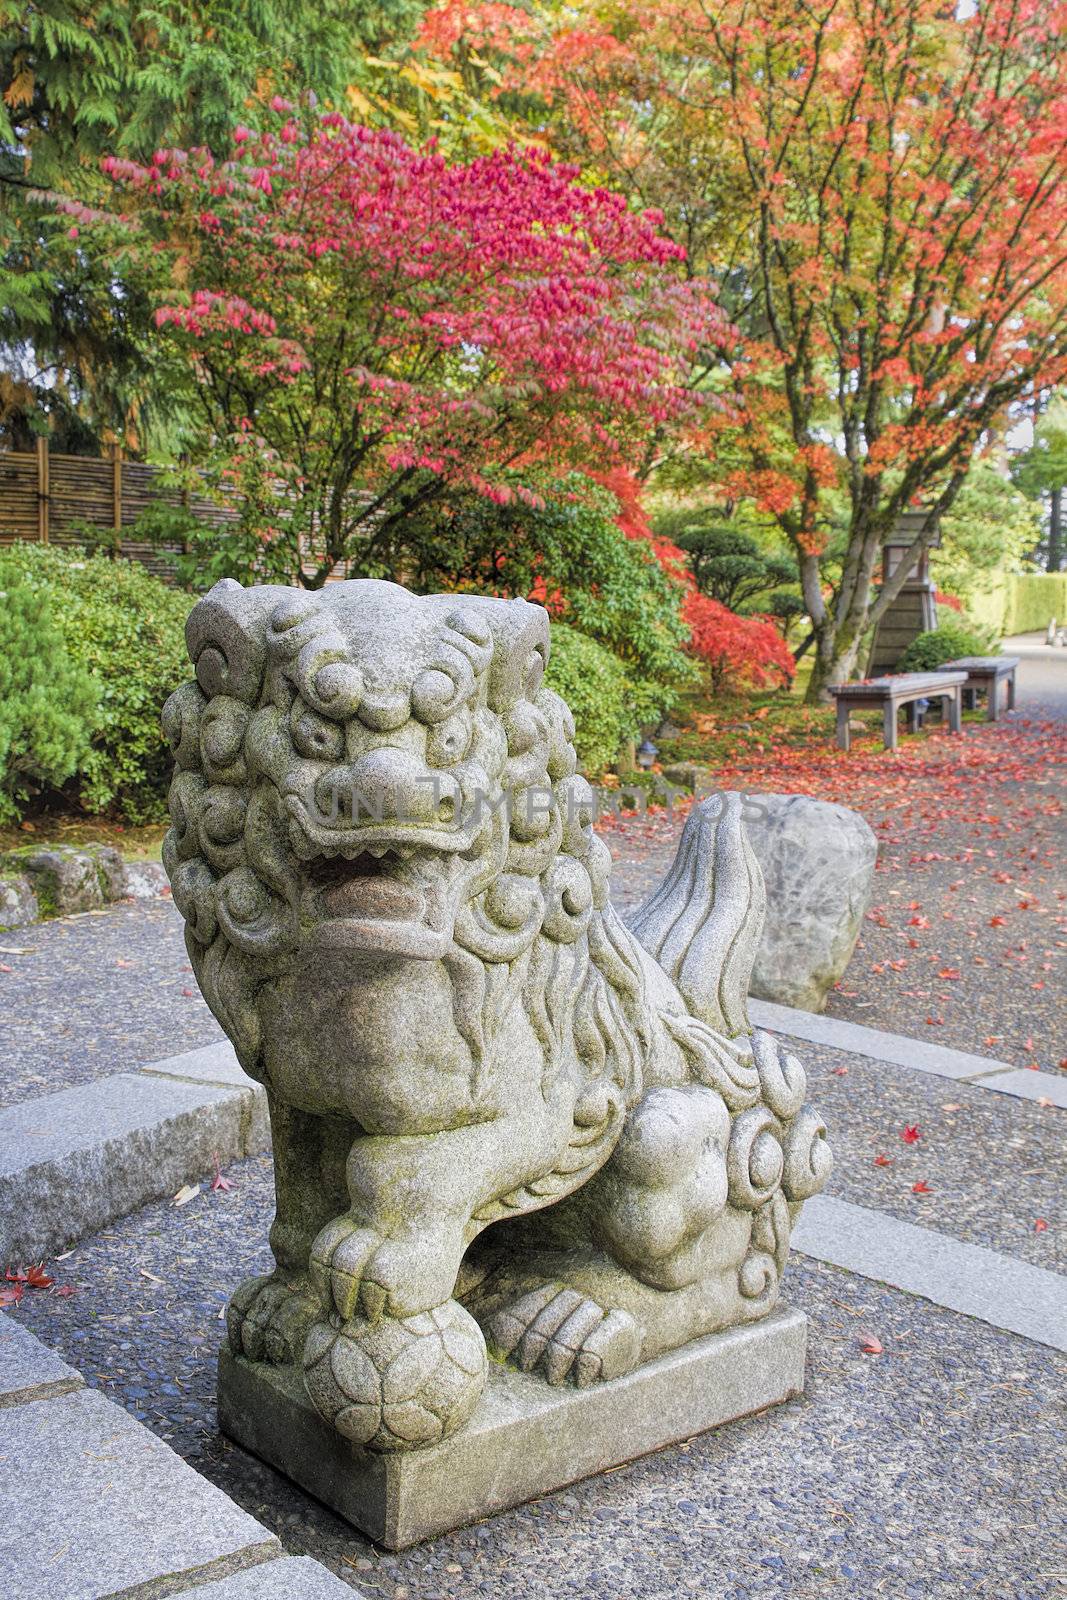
[544,622,638,775]
[897,621,998,671]
[0,544,191,821]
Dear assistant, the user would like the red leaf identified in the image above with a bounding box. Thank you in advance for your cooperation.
[1034,1219,1048,1233]
[52,1284,77,1297]
[25,1264,53,1288]
[989,915,1006,927]
[912,1179,933,1193]
[0,1284,24,1307]
[901,1125,921,1144]
[873,1154,892,1167]
[858,1335,883,1355]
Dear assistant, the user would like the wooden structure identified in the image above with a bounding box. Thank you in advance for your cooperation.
[934,656,1019,722]
[0,441,236,581]
[869,512,941,673]
[831,671,966,752]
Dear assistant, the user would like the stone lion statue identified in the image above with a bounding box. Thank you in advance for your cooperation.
[164,577,830,1454]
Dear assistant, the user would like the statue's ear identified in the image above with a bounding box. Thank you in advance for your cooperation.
[449,597,550,710]
[186,579,280,705]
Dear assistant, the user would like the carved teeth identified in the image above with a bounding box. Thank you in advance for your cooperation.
[367,844,388,859]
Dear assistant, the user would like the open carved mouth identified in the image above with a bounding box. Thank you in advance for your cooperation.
[302,840,454,959]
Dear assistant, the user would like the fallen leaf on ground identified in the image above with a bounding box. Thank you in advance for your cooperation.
[0,1285,23,1307]
[873,1154,892,1167]
[172,1184,200,1208]
[912,1180,933,1193]
[901,1125,922,1144]
[1034,1219,1048,1233]
[139,1268,165,1283]
[858,1335,883,1355]
[211,1155,234,1193]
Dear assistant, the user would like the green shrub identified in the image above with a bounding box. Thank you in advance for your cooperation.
[0,561,99,822]
[0,544,192,821]
[545,623,637,775]
[897,621,998,671]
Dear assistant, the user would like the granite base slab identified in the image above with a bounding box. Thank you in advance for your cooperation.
[218,1305,807,1549]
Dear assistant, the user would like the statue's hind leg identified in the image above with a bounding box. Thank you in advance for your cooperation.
[469,1054,830,1384]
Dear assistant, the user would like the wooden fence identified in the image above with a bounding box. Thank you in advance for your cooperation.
[0,441,237,581]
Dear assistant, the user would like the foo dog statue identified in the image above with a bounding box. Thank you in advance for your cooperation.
[164,578,830,1530]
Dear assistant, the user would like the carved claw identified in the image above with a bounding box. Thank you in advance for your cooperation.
[226,1274,318,1365]
[309,1216,464,1324]
[486,1284,640,1388]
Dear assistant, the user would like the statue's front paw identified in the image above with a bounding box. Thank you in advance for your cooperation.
[227,1274,318,1364]
[485,1284,640,1387]
[309,1216,464,1323]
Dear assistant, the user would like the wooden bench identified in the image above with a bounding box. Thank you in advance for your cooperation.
[830,671,967,752]
[933,656,1020,722]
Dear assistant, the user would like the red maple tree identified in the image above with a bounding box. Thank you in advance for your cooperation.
[87,109,726,587]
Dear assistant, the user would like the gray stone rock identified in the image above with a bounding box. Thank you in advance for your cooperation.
[14,846,105,915]
[163,578,830,1537]
[0,1387,279,1599]
[0,1312,83,1405]
[743,792,877,1012]
[184,1556,362,1598]
[119,857,170,899]
[0,872,37,930]
[660,761,714,791]
[0,1071,259,1260]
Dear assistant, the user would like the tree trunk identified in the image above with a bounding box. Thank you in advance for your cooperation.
[1049,486,1063,573]
[804,618,864,704]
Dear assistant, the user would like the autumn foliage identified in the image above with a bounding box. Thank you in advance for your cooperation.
[89,111,725,587]
[418,0,1067,693]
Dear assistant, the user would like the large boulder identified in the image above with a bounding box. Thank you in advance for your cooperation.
[744,792,877,1013]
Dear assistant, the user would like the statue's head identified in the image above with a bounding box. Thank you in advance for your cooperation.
[163,579,640,1080]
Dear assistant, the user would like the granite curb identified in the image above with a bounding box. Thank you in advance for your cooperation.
[0,1312,356,1599]
[749,997,1067,1107]
[0,1042,267,1261]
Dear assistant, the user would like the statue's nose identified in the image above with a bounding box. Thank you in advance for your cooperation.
[314,748,460,828]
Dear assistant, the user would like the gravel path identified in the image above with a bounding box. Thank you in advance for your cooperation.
[11,1159,1065,1600]
[0,898,219,1108]
[788,1042,1064,1270]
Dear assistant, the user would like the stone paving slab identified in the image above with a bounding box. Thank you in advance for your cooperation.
[0,1071,260,1260]
[141,1040,269,1149]
[981,1067,1067,1109]
[792,1194,1067,1351]
[184,1556,360,1598]
[0,1310,82,1406]
[0,1385,281,1600]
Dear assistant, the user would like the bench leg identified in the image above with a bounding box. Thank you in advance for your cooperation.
[1007,672,1016,711]
[986,678,998,721]
[947,689,962,734]
[836,700,851,752]
[883,701,899,751]
[906,700,921,734]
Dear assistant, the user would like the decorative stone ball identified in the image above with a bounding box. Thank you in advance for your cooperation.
[303,1301,488,1452]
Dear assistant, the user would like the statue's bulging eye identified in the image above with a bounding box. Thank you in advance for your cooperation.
[290,704,345,762]
[426,710,473,767]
